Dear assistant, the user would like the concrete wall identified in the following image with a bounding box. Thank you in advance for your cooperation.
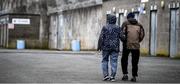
[47,0,103,14]
[62,6,102,50]
[0,0,40,14]
[48,0,103,50]
[0,0,49,49]
[49,5,103,50]
[7,14,41,49]
[48,0,180,57]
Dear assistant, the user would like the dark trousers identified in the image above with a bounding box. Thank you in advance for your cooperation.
[121,48,140,77]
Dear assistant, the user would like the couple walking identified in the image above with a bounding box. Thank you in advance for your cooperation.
[97,12,145,82]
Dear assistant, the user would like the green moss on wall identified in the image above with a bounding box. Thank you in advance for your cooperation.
[25,39,49,49]
[41,40,49,49]
[174,53,180,59]
[8,41,16,49]
[156,49,169,57]
[140,48,149,56]
[7,39,49,49]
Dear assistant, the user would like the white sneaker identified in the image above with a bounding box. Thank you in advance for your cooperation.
[103,76,109,81]
[110,77,115,82]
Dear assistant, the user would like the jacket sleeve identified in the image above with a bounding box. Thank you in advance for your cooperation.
[121,22,126,30]
[120,22,127,42]
[139,25,145,42]
[97,26,105,51]
[119,27,126,42]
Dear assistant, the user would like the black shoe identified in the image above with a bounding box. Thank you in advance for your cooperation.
[103,76,109,81]
[110,77,116,82]
[122,75,128,81]
[130,77,136,82]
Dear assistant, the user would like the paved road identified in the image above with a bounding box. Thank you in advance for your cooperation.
[0,50,180,83]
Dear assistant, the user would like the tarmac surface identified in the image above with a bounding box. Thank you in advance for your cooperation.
[0,49,180,83]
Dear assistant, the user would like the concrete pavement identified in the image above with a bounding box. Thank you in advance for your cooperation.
[0,49,180,83]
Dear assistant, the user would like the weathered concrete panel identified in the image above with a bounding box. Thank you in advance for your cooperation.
[47,0,103,14]
[49,14,58,49]
[0,0,43,14]
[49,6,103,50]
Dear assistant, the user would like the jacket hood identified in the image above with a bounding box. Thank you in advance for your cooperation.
[107,14,116,24]
[128,18,138,25]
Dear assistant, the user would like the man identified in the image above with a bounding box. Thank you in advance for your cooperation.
[121,12,145,82]
[97,14,124,82]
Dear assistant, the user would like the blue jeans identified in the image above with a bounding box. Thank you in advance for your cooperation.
[102,50,119,78]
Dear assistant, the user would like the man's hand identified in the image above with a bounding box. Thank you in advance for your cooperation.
[96,49,101,56]
[97,47,101,51]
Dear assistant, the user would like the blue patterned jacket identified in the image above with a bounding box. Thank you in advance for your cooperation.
[97,15,125,52]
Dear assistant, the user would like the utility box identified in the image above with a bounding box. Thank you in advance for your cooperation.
[17,40,25,49]
[71,40,80,51]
